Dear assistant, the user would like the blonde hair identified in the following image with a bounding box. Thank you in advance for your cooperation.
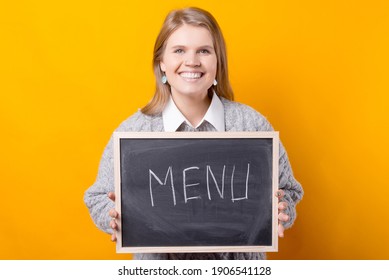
[141,7,234,115]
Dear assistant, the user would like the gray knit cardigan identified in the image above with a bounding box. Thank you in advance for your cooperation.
[84,98,303,260]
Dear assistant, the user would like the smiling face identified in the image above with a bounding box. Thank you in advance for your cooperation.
[160,24,217,102]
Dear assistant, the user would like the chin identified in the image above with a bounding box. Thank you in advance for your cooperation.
[179,89,210,98]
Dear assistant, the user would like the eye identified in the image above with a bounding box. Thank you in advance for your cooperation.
[199,49,210,54]
[174,49,184,54]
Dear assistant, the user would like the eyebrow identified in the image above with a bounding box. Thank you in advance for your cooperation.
[170,45,214,50]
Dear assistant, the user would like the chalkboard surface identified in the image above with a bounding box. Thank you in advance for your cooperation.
[114,132,279,253]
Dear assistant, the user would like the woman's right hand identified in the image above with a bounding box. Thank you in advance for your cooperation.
[108,192,119,242]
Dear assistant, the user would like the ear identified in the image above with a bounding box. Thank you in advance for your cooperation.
[160,61,166,72]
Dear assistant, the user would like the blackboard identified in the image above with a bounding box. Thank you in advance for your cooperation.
[114,132,279,253]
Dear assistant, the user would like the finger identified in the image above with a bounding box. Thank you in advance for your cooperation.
[109,209,117,218]
[276,189,285,199]
[111,232,117,242]
[278,201,288,211]
[108,192,116,202]
[109,219,117,229]
[278,212,290,222]
[278,223,285,238]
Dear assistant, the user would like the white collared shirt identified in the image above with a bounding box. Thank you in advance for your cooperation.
[162,92,225,132]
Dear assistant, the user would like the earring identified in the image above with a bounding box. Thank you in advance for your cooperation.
[161,74,167,84]
[213,79,218,86]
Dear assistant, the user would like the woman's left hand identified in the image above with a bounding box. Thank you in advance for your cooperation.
[276,190,289,238]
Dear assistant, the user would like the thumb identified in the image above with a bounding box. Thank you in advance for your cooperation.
[108,192,116,202]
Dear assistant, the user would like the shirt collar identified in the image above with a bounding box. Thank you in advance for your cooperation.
[162,92,225,132]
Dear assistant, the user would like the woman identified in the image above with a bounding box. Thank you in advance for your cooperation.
[84,7,303,260]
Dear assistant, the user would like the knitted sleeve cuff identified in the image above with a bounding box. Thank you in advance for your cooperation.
[278,142,303,230]
[280,189,297,230]
[101,201,115,235]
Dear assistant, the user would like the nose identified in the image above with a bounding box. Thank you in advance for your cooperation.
[184,51,201,67]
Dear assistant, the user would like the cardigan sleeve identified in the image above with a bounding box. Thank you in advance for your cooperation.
[251,108,304,229]
[83,136,115,234]
[83,111,148,234]
[278,141,303,229]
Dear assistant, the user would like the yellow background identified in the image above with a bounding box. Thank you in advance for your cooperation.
[1,0,388,259]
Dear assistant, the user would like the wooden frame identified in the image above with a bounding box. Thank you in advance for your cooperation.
[114,131,279,253]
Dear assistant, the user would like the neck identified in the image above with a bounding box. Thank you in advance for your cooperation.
[171,92,211,127]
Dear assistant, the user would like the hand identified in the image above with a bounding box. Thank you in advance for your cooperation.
[108,192,119,242]
[276,190,289,238]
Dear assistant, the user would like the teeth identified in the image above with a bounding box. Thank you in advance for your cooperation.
[180,72,202,79]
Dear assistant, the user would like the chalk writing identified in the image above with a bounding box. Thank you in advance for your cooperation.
[149,167,176,207]
[149,163,251,207]
[206,165,226,199]
[183,166,201,203]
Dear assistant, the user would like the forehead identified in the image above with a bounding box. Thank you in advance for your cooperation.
[165,24,214,48]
